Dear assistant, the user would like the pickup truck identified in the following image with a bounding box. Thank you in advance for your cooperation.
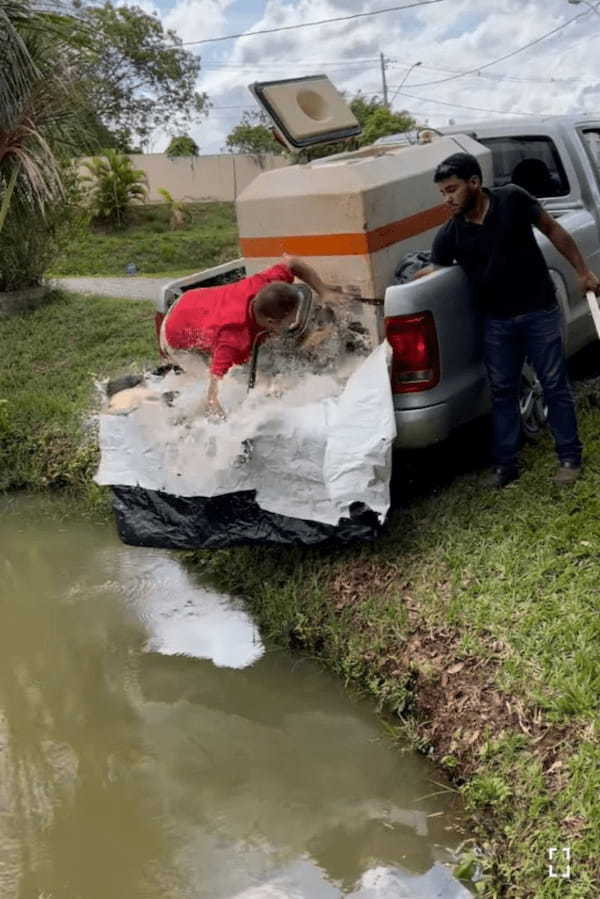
[382,115,600,448]
[158,115,600,449]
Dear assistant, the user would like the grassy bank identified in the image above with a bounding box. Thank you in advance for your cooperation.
[188,395,600,897]
[2,291,600,895]
[0,290,156,501]
[51,202,238,277]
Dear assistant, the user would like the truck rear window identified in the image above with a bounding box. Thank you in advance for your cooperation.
[477,135,570,198]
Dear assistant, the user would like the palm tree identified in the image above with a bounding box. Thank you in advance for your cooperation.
[82,150,148,227]
[0,1,95,291]
[1,2,73,223]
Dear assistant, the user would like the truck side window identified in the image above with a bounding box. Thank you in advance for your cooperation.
[477,136,570,198]
[582,129,600,180]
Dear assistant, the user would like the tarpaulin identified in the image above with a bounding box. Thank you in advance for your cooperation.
[96,343,396,548]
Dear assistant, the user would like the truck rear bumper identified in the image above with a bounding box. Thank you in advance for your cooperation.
[393,402,451,449]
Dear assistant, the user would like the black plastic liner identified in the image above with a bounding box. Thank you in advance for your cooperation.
[112,485,383,549]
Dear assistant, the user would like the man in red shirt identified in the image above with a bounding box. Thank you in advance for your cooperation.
[161,254,343,418]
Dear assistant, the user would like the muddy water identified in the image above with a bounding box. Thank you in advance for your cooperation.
[0,495,471,899]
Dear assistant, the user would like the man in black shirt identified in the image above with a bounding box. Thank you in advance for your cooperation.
[417,152,599,487]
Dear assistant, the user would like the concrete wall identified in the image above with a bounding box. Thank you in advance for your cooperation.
[78,153,289,203]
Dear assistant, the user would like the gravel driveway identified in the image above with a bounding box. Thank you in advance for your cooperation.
[53,276,174,303]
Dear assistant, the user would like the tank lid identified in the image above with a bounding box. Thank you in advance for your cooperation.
[249,75,361,150]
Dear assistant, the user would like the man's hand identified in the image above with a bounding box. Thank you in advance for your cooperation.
[317,285,349,305]
[282,253,330,296]
[206,399,226,420]
[578,269,600,296]
[206,373,226,420]
[411,265,435,281]
[282,254,360,304]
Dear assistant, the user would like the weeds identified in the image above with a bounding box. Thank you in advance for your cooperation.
[50,202,238,276]
[0,290,156,494]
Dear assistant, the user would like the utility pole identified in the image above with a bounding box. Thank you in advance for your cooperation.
[380,52,389,109]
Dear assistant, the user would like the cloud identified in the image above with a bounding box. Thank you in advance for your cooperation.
[141,0,600,152]
[163,0,237,44]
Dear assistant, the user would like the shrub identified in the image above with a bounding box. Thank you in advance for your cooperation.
[157,187,188,230]
[82,150,148,227]
[0,164,86,292]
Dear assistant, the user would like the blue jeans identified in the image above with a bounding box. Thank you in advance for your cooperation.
[483,306,582,467]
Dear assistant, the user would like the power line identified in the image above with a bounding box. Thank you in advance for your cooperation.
[202,57,381,68]
[389,89,537,117]
[408,2,600,88]
[201,63,380,75]
[201,57,594,86]
[180,0,448,46]
[388,62,589,85]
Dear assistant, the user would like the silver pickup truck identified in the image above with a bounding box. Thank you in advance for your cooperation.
[158,115,600,450]
[383,115,600,448]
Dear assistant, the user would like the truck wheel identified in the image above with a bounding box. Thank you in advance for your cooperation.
[520,364,548,441]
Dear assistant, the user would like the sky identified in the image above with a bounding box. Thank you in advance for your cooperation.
[128,0,600,153]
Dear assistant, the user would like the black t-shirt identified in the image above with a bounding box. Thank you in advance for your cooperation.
[431,185,556,317]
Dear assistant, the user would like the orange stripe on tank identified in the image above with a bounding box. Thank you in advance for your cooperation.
[366,204,449,252]
[239,204,449,258]
[239,233,369,257]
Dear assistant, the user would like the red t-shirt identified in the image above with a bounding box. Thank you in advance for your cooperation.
[164,263,294,377]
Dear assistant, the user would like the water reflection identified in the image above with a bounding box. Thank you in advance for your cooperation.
[0,496,470,898]
[115,551,264,667]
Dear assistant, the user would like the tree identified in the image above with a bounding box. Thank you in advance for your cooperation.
[292,93,416,163]
[71,3,209,150]
[166,135,200,158]
[360,107,416,146]
[1,1,74,224]
[224,111,286,156]
[0,0,90,290]
[82,150,148,227]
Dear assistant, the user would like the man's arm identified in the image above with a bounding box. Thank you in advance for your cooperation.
[411,264,442,280]
[411,226,455,280]
[206,373,226,419]
[536,210,600,295]
[281,253,345,300]
[205,342,237,419]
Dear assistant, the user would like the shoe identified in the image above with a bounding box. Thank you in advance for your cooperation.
[489,465,520,489]
[553,462,581,485]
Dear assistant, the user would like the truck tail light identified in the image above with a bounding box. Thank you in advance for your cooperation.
[385,311,440,393]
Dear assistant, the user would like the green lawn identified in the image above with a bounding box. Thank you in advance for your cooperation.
[189,379,600,897]
[2,289,599,896]
[51,202,239,277]
[0,291,156,502]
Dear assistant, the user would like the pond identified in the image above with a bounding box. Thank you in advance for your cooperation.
[0,495,471,898]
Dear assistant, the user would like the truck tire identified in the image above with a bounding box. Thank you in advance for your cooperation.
[520,363,548,441]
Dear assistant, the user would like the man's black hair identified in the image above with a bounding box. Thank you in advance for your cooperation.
[434,152,483,184]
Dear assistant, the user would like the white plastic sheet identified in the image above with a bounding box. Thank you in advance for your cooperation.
[96,343,396,527]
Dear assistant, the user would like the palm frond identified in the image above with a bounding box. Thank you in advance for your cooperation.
[0,0,90,223]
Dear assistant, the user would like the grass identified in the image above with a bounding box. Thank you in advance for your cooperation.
[50,202,239,277]
[0,290,157,505]
[187,380,600,897]
[2,288,600,896]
